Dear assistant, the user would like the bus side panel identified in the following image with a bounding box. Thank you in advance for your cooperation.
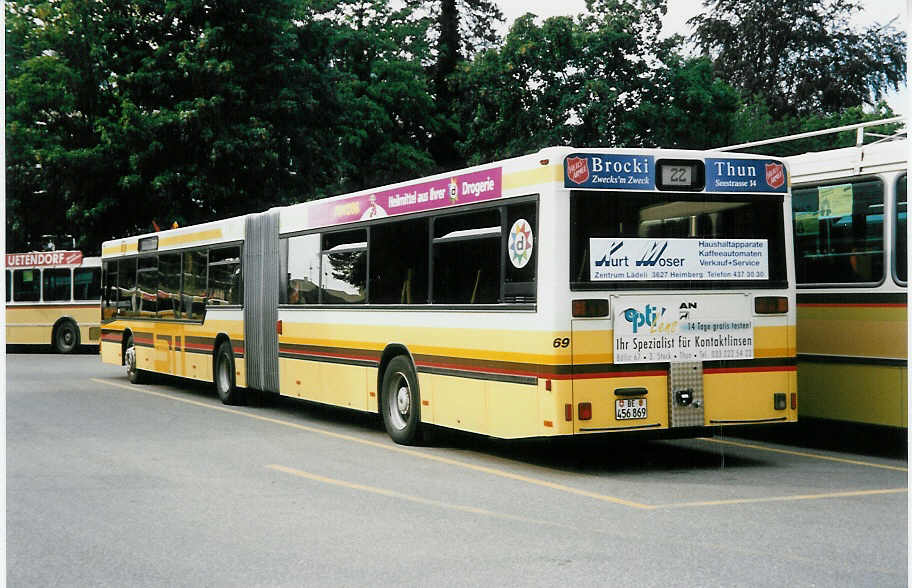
[797,362,906,428]
[486,380,541,438]
[703,370,797,424]
[6,304,98,345]
[429,373,487,434]
[100,339,122,365]
[797,303,907,361]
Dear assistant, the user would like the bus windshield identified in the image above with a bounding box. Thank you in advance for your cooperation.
[569,191,788,289]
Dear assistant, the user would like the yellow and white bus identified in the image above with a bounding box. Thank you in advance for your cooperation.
[787,133,907,429]
[100,147,797,443]
[6,250,102,353]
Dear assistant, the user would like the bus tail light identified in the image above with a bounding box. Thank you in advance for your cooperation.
[791,393,797,410]
[774,393,786,410]
[572,299,610,318]
[276,320,283,335]
[754,296,788,314]
[578,402,592,420]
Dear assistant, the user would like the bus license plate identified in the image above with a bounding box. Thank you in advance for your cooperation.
[616,398,647,420]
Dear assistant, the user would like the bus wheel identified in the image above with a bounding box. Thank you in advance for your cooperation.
[381,356,421,445]
[54,321,79,354]
[124,335,147,384]
[214,341,245,405]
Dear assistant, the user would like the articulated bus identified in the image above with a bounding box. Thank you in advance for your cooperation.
[788,133,907,429]
[100,148,797,444]
[6,250,102,353]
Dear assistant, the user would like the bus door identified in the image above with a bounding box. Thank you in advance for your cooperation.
[243,211,281,393]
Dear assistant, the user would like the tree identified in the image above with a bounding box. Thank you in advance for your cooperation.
[406,0,504,170]
[6,0,126,251]
[690,0,906,120]
[318,0,440,193]
[452,0,745,161]
[632,48,741,149]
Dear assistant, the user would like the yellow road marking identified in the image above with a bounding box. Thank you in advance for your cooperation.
[266,464,575,528]
[91,377,907,511]
[699,437,908,472]
[91,378,650,509]
[653,487,908,509]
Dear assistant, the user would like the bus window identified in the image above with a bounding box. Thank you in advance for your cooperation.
[570,191,787,288]
[158,253,182,318]
[43,268,72,301]
[13,269,41,302]
[284,234,320,304]
[321,230,366,304]
[432,209,501,304]
[182,250,208,319]
[792,179,884,284]
[6,269,11,302]
[117,258,138,317]
[895,174,907,283]
[137,255,159,316]
[208,246,242,306]
[369,217,429,304]
[74,267,101,301]
[504,201,537,302]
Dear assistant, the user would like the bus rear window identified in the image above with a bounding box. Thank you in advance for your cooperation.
[570,191,787,289]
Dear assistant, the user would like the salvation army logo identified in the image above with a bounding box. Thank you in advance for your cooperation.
[508,218,534,268]
[566,157,589,185]
[765,163,785,189]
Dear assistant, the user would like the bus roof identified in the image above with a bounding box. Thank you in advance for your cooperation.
[102,147,790,256]
[787,138,907,184]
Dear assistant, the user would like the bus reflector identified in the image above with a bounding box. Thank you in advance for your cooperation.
[754,296,788,314]
[565,404,572,421]
[572,299,610,318]
[276,320,283,335]
[791,393,797,410]
[546,379,552,391]
[578,402,592,420]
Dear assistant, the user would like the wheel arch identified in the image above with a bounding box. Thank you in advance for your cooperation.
[376,343,418,414]
[212,332,233,382]
[120,328,135,366]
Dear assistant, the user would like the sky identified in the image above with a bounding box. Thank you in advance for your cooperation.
[497,0,908,115]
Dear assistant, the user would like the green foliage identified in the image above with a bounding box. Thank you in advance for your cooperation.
[318,0,440,192]
[4,0,907,253]
[452,0,743,162]
[690,0,906,119]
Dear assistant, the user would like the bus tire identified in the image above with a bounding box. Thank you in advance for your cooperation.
[53,320,79,354]
[380,355,421,445]
[124,334,147,384]
[214,341,245,405]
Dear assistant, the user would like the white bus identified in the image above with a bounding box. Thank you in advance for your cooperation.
[100,147,797,443]
[6,250,102,353]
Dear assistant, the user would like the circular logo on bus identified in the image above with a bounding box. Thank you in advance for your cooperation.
[508,219,534,269]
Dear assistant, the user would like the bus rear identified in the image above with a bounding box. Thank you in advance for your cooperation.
[562,151,797,434]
